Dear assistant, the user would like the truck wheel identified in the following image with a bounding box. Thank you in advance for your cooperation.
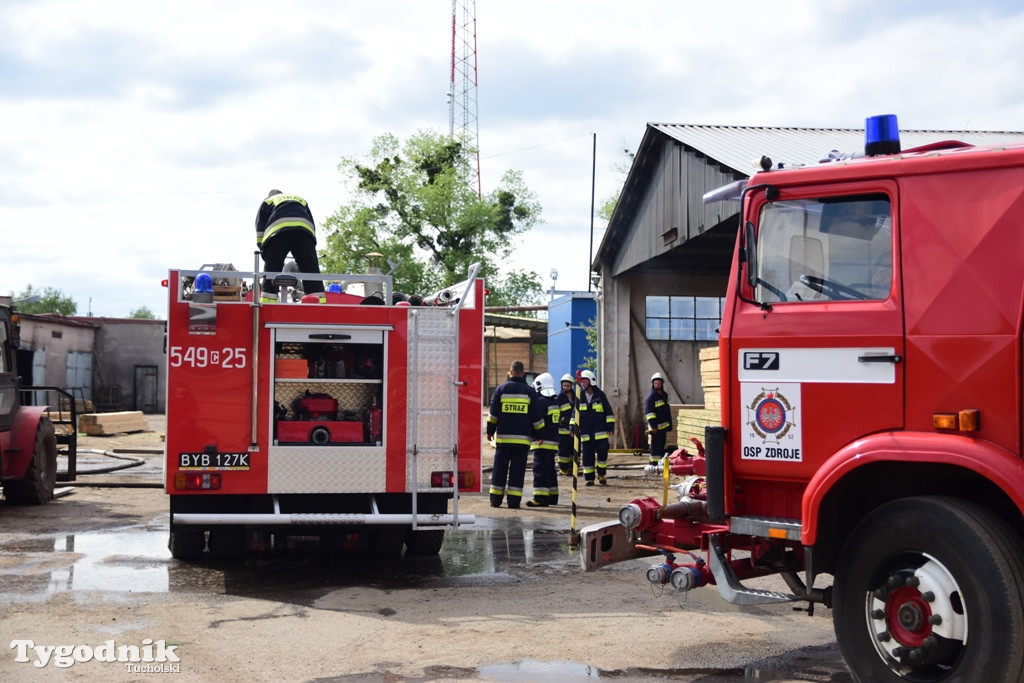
[369,526,407,555]
[833,496,1024,682]
[404,529,445,556]
[4,417,58,504]
[169,529,206,559]
[207,527,246,558]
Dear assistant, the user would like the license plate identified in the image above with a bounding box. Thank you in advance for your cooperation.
[178,452,250,470]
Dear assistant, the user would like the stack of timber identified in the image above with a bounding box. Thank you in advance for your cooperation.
[675,346,721,445]
[79,411,150,436]
[213,285,242,301]
[59,397,95,414]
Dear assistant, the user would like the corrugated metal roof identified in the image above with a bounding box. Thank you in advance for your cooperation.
[650,123,1024,177]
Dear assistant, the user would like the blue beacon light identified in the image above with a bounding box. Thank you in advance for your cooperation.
[194,273,214,294]
[327,283,342,293]
[191,272,215,303]
[865,114,901,156]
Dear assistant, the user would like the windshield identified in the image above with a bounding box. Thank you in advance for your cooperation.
[754,194,892,303]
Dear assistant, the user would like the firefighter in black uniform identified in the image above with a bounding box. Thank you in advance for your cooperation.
[578,370,615,485]
[644,372,673,465]
[255,190,325,302]
[486,360,543,508]
[556,373,576,475]
[527,373,560,507]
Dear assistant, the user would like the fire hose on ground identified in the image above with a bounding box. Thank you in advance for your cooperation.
[62,448,164,488]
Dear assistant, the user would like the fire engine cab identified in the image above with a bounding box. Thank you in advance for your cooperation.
[164,262,484,559]
[581,116,1024,682]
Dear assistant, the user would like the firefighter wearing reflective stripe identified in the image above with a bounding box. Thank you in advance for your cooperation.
[644,372,673,465]
[556,373,576,475]
[486,360,543,508]
[527,373,560,507]
[578,370,614,485]
[256,190,325,302]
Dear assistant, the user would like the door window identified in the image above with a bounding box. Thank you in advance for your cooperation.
[755,194,892,303]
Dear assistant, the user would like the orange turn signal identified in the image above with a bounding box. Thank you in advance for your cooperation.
[933,410,980,432]
[958,409,980,432]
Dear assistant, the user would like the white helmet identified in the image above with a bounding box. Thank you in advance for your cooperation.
[560,373,574,384]
[580,370,597,385]
[651,372,664,383]
[533,372,556,397]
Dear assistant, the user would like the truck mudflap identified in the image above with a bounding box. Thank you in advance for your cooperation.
[578,520,658,571]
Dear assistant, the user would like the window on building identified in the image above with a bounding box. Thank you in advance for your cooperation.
[645,296,724,341]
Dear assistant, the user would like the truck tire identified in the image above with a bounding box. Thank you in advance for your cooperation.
[4,416,58,505]
[833,496,1024,682]
[404,529,445,556]
[207,526,246,558]
[369,526,407,555]
[168,529,206,559]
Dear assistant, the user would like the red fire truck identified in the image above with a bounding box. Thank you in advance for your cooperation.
[164,263,483,559]
[581,116,1024,681]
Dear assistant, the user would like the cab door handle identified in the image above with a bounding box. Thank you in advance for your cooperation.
[858,354,902,363]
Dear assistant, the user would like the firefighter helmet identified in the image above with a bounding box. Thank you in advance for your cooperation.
[580,370,597,385]
[560,373,574,384]
[533,372,556,397]
[651,372,664,383]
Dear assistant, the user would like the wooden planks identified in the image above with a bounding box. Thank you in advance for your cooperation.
[79,411,150,436]
[674,347,721,445]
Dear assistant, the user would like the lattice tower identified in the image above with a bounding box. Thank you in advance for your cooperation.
[449,0,481,196]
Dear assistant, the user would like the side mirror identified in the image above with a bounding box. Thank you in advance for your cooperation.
[744,221,758,288]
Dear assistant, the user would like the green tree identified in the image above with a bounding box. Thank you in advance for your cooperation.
[597,145,636,224]
[582,316,598,372]
[13,285,77,315]
[130,306,156,319]
[322,130,544,307]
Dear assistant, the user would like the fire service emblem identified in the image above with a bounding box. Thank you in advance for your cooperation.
[747,388,795,442]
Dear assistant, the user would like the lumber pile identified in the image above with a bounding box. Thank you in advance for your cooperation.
[675,346,722,445]
[59,397,95,413]
[79,411,150,436]
[213,285,242,301]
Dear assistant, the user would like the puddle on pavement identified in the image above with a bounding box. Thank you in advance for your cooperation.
[0,517,581,597]
[317,649,850,682]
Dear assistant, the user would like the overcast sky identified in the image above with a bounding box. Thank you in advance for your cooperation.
[4,1,1024,317]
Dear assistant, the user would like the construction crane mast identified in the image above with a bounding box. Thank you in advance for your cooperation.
[449,0,481,197]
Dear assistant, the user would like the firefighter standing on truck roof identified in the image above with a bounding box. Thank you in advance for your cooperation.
[578,370,615,486]
[556,374,576,475]
[486,360,543,508]
[526,373,560,507]
[644,372,673,466]
[256,189,325,303]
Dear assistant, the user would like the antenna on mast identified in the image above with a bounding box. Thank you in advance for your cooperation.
[449,0,481,197]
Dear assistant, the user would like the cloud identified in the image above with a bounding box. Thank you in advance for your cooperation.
[4,0,1024,319]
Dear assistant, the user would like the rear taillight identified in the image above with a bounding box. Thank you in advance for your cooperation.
[429,471,476,489]
[174,472,222,490]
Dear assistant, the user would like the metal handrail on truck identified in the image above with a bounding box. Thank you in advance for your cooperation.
[20,385,77,481]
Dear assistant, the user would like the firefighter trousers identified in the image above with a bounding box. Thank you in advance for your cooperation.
[490,443,529,508]
[649,430,668,464]
[530,447,559,505]
[581,438,609,482]
[557,434,574,474]
[261,230,325,296]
